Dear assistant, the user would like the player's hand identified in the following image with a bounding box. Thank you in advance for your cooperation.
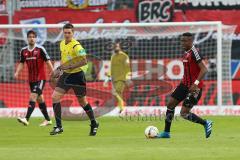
[103,77,110,87]
[51,68,62,78]
[189,84,199,93]
[14,72,19,79]
[103,81,109,87]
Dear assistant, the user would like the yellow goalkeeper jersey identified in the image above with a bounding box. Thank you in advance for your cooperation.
[60,38,88,73]
[110,51,131,82]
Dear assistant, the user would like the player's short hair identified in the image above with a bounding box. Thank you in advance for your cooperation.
[182,32,193,37]
[27,30,37,38]
[63,23,74,30]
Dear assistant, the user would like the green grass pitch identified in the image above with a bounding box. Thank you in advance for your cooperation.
[0,116,240,160]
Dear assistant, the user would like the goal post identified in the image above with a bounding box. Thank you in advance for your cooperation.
[217,22,223,107]
[0,22,236,116]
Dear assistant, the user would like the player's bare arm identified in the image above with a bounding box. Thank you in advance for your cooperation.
[46,60,54,73]
[59,56,87,71]
[189,61,208,92]
[14,62,24,78]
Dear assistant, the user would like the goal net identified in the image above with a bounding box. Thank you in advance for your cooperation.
[0,22,235,115]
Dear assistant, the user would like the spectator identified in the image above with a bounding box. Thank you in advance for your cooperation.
[120,3,129,10]
[108,0,133,10]
[107,0,116,10]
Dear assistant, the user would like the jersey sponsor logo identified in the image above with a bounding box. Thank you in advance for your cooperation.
[26,57,37,60]
[33,51,38,56]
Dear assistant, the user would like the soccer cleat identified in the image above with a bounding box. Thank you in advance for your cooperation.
[119,108,125,118]
[49,126,63,135]
[204,120,213,138]
[89,122,99,136]
[17,117,29,126]
[39,120,52,127]
[155,131,171,138]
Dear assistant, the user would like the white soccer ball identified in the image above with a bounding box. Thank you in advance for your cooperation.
[144,126,159,138]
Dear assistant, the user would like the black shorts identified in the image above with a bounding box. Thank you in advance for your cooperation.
[171,83,202,104]
[29,80,46,95]
[56,71,86,97]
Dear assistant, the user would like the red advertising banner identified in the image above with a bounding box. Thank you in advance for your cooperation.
[18,0,138,11]
[0,58,238,108]
[19,0,108,11]
[13,9,240,34]
[173,10,240,33]
[13,10,136,24]
[0,80,239,108]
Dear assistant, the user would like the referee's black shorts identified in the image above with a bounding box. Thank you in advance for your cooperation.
[56,71,86,97]
[171,83,202,104]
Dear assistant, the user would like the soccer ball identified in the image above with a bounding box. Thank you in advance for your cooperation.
[144,126,159,138]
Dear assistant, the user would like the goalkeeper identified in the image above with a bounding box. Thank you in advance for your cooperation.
[105,42,131,113]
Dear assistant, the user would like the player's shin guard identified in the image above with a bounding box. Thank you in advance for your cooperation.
[25,101,36,121]
[39,102,50,121]
[164,108,175,132]
[182,112,206,125]
[83,103,97,125]
[53,103,62,127]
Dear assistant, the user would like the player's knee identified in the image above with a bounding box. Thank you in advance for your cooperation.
[167,101,176,110]
[78,96,87,107]
[37,95,44,103]
[167,97,179,110]
[52,88,65,103]
[180,108,190,118]
[30,93,37,102]
[52,93,61,103]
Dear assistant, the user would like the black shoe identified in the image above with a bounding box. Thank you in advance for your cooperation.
[50,126,63,135]
[89,123,99,136]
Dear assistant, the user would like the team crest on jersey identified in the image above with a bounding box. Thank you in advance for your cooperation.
[33,51,38,56]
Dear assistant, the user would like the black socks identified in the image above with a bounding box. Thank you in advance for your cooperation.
[25,101,35,121]
[53,102,62,127]
[83,103,97,125]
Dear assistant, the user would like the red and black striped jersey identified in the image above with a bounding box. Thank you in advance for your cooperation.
[182,46,203,88]
[19,45,50,82]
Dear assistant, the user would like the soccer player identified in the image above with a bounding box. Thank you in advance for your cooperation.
[15,30,54,126]
[157,32,213,138]
[106,42,131,113]
[50,23,99,136]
